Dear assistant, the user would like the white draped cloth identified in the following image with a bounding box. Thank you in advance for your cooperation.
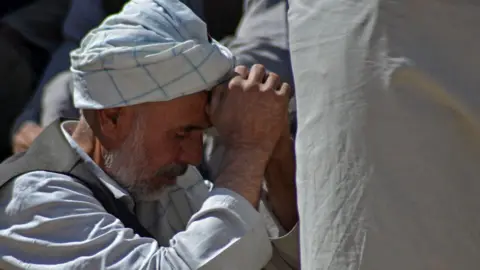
[288,0,480,269]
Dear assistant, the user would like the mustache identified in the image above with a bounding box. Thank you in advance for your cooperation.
[154,163,188,178]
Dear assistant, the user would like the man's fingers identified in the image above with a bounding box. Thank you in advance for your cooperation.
[12,122,43,152]
[262,72,281,92]
[13,144,27,153]
[248,64,266,83]
[210,65,248,115]
[12,135,29,153]
[234,65,249,79]
[228,76,243,89]
[25,128,43,142]
[276,82,291,97]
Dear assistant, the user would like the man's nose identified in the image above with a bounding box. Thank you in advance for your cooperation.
[178,131,204,166]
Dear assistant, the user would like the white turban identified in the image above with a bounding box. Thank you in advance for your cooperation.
[70,0,235,109]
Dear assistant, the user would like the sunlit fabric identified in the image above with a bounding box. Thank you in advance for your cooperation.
[288,0,480,269]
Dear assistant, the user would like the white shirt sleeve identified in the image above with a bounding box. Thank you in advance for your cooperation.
[0,171,272,270]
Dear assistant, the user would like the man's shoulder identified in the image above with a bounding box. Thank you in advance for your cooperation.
[0,171,94,216]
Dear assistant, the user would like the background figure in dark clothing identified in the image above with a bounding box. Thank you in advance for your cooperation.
[0,1,35,17]
[11,0,120,153]
[0,0,70,159]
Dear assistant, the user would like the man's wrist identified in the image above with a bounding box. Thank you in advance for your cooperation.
[264,135,298,230]
[270,132,293,160]
[220,147,271,175]
[214,147,271,207]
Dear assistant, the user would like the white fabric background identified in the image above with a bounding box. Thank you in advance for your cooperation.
[288,0,480,269]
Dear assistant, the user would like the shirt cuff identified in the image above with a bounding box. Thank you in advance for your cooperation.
[259,192,300,268]
[189,187,264,229]
[188,187,273,269]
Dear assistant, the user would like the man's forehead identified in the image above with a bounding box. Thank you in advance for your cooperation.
[144,94,209,128]
[175,103,210,129]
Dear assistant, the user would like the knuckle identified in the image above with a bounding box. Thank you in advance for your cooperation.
[234,66,249,79]
[228,76,244,89]
[268,74,280,85]
[268,72,280,80]
[275,84,290,96]
[245,82,259,92]
[234,65,248,73]
[259,85,270,92]
[275,89,286,96]
[252,64,265,71]
[235,65,248,70]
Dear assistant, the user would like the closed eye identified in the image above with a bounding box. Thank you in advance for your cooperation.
[175,131,187,139]
[175,125,206,139]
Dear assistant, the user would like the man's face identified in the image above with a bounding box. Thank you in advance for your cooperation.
[100,92,210,201]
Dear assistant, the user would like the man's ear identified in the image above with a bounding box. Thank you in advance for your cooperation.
[97,107,132,143]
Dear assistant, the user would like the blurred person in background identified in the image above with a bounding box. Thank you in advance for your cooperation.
[0,0,70,159]
[10,0,126,154]
[0,1,36,17]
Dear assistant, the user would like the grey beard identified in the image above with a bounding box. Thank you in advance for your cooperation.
[101,115,161,200]
[101,115,188,201]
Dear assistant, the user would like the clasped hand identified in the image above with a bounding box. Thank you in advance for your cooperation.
[208,64,291,159]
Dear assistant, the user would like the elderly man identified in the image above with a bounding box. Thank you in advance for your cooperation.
[0,0,298,269]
